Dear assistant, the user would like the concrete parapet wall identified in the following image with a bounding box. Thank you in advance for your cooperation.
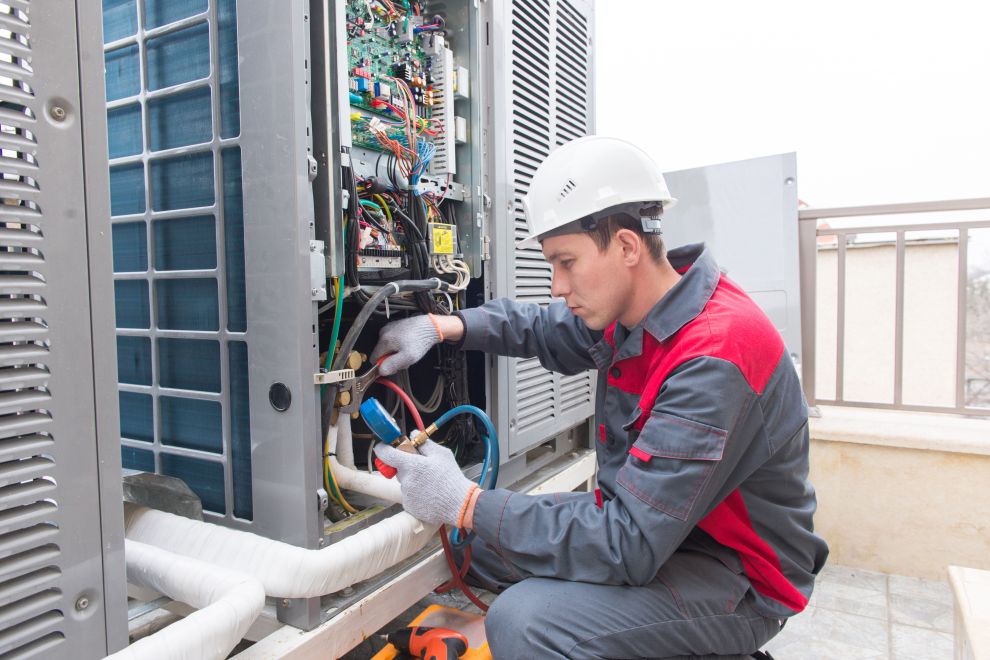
[808,406,990,580]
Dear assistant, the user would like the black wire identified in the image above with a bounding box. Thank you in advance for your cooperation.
[342,154,361,288]
[321,279,451,437]
[407,194,438,313]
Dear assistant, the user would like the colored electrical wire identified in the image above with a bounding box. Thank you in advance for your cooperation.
[321,278,344,396]
[373,194,393,225]
[324,448,357,514]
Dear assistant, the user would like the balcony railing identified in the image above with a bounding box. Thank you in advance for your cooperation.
[798,197,990,416]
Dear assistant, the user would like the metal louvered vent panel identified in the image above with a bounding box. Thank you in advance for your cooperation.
[0,2,67,655]
[501,0,595,453]
[509,0,552,308]
[554,0,589,145]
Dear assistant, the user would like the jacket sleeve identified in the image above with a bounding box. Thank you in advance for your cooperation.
[454,298,600,375]
[469,356,761,586]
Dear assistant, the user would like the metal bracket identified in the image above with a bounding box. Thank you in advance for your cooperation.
[310,240,328,301]
[340,188,350,214]
[316,488,329,513]
[313,368,354,385]
[307,155,319,182]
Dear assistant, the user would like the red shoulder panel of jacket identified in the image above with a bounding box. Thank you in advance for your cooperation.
[612,275,786,426]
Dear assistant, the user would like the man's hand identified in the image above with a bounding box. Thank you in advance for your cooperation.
[374,437,478,527]
[370,315,442,376]
[370,314,465,375]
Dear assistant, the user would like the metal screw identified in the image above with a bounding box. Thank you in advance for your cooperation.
[311,288,320,295]
[341,586,354,596]
[49,105,67,122]
[310,243,317,252]
[281,599,290,608]
[75,596,90,611]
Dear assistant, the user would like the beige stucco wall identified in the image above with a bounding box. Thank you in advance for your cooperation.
[809,407,990,580]
[815,242,959,406]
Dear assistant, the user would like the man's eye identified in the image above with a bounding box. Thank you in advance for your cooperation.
[560,260,574,269]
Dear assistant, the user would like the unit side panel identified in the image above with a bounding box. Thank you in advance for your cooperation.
[0,1,126,656]
[103,0,322,555]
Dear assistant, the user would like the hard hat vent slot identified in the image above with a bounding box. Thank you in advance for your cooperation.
[557,178,576,201]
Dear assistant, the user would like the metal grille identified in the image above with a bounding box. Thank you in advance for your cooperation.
[502,0,595,451]
[0,4,65,655]
[103,0,253,521]
[510,0,552,306]
[553,0,588,146]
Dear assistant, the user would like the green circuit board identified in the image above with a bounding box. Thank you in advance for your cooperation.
[346,0,434,153]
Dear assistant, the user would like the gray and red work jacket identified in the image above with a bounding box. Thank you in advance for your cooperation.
[456,243,828,619]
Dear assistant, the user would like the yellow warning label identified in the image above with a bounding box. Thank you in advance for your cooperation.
[431,224,455,254]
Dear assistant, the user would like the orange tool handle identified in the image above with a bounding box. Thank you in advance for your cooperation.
[385,626,468,660]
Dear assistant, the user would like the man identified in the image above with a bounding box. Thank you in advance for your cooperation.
[372,136,828,659]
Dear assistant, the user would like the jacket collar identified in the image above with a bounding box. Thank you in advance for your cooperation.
[641,243,720,343]
[588,243,720,369]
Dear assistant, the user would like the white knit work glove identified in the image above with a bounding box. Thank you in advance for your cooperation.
[373,437,476,527]
[370,315,441,376]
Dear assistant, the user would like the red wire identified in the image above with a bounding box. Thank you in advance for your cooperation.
[375,377,425,431]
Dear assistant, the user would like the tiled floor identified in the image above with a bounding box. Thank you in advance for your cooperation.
[765,564,955,659]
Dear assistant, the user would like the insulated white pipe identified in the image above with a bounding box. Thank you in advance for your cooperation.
[107,540,265,660]
[334,413,356,467]
[330,415,403,503]
[124,503,437,598]
[332,458,403,503]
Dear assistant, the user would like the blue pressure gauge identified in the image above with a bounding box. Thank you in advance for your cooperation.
[359,397,402,445]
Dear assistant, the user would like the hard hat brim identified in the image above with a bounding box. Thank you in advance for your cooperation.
[515,197,677,252]
[516,233,542,251]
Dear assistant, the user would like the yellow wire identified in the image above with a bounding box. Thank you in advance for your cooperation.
[373,194,393,225]
[324,425,357,514]
[326,457,357,513]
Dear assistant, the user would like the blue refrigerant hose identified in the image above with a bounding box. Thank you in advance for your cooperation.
[431,405,499,547]
[432,405,499,490]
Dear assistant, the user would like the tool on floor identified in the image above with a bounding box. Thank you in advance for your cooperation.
[372,605,491,660]
[382,625,467,660]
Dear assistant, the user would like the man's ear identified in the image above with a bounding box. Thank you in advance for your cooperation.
[613,228,642,266]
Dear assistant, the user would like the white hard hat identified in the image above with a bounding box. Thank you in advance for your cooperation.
[518,136,677,249]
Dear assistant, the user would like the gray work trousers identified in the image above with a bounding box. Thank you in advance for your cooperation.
[463,538,785,659]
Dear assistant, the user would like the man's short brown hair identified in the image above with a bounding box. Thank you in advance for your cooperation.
[587,214,665,262]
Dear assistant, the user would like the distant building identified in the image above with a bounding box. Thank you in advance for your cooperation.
[815,232,964,407]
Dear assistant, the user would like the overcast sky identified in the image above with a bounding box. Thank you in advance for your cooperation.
[595,0,990,209]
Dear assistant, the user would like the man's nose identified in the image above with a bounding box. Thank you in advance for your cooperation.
[550,269,569,298]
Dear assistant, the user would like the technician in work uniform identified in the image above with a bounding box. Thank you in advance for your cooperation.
[372,136,828,659]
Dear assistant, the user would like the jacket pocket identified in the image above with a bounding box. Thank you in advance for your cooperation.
[616,412,728,521]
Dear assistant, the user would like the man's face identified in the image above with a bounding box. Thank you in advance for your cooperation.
[542,232,632,330]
